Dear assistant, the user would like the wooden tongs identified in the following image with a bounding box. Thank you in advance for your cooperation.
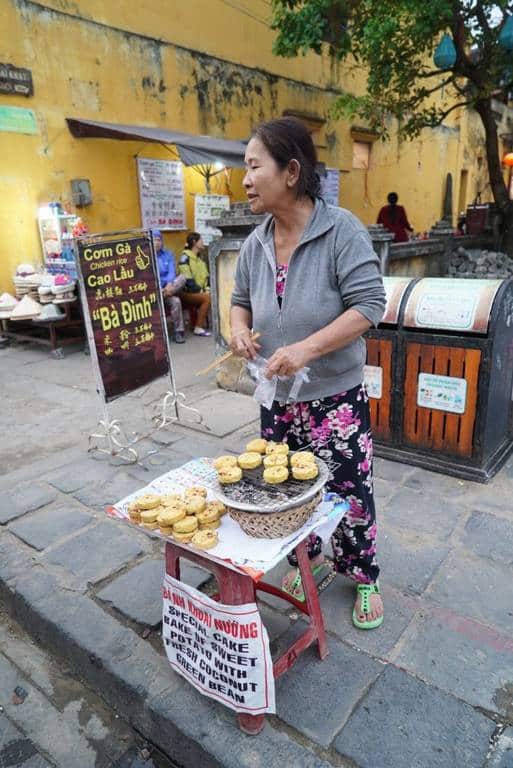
[195,332,261,376]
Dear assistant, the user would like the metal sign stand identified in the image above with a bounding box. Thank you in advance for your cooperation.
[75,228,206,465]
[87,408,139,464]
[151,272,205,432]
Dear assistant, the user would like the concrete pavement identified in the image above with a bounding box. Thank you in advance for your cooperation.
[1,333,513,767]
[0,608,178,768]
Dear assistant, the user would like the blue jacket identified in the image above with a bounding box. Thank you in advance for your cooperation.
[156,248,177,286]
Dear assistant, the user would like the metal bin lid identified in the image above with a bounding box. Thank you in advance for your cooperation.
[382,277,416,325]
[403,278,504,334]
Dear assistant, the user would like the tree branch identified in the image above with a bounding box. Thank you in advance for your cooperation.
[419,75,455,97]
[437,99,474,122]
[475,98,510,210]
[474,0,491,36]
[417,68,455,80]
[451,12,476,81]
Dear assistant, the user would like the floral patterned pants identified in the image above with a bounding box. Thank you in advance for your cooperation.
[163,275,186,333]
[261,384,379,584]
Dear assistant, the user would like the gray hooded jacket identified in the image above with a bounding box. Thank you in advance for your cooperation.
[231,198,386,402]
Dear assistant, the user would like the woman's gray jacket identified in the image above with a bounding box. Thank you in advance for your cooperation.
[231,198,386,402]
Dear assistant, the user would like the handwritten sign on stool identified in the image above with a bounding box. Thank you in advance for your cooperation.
[163,575,275,714]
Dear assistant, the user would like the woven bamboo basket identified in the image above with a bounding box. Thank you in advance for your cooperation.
[227,492,322,539]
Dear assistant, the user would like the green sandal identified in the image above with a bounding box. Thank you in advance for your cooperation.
[352,582,384,630]
[282,561,331,603]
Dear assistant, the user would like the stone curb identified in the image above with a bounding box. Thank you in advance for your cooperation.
[0,531,334,768]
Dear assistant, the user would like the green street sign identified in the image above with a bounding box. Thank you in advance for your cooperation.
[0,105,38,134]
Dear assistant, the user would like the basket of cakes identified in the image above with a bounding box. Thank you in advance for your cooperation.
[212,439,329,539]
[126,486,225,550]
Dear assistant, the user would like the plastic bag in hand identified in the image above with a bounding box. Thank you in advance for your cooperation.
[246,354,310,410]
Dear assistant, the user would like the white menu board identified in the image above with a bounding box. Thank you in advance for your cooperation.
[320,168,340,207]
[194,194,230,245]
[137,157,186,231]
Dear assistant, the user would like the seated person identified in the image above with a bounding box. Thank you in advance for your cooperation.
[153,230,186,343]
[178,232,211,337]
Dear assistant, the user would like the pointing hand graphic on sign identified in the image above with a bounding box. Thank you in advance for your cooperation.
[135,246,150,271]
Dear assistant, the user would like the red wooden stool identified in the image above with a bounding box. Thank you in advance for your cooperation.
[165,537,329,735]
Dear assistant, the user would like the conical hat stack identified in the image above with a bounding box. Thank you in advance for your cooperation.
[0,293,18,319]
[10,295,42,321]
[36,303,65,322]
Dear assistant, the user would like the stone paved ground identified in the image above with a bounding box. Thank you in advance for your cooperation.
[0,608,174,768]
[1,339,513,767]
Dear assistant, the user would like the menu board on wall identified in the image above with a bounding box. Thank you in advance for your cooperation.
[76,234,170,401]
[194,194,230,245]
[137,157,186,231]
[320,168,340,207]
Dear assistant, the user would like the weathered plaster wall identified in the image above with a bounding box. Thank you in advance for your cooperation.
[0,0,504,291]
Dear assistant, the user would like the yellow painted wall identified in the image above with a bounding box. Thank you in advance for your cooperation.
[0,0,499,292]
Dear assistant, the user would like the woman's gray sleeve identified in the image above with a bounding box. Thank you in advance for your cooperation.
[336,231,386,327]
[230,243,252,309]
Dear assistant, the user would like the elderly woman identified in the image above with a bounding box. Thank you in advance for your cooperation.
[230,117,386,629]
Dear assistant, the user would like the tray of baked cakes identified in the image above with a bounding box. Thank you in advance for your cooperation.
[125,487,225,551]
[212,439,329,539]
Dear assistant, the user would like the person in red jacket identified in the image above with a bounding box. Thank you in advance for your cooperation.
[377,192,413,242]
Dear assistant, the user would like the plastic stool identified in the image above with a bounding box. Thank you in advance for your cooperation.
[165,537,329,735]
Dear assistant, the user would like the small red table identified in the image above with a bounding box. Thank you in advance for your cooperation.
[165,536,329,735]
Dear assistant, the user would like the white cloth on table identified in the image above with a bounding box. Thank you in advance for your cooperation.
[111,458,347,574]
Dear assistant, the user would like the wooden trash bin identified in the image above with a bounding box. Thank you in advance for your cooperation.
[389,277,513,482]
[365,277,417,445]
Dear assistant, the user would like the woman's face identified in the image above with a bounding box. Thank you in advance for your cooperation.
[243,137,291,214]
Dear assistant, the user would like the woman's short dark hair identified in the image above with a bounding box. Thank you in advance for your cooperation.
[251,117,321,199]
[186,232,201,249]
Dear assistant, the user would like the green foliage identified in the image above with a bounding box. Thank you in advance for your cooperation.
[271,0,513,138]
[271,0,350,57]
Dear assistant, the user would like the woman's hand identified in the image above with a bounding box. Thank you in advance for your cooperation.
[230,328,261,360]
[265,342,312,378]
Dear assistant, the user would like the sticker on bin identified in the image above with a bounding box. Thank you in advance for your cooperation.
[364,365,383,399]
[417,373,467,414]
[404,278,502,333]
[162,575,275,714]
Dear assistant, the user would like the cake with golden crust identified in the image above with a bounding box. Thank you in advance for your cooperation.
[237,451,262,469]
[290,451,316,467]
[246,438,268,454]
[263,465,289,484]
[265,442,290,456]
[263,453,288,468]
[184,486,208,500]
[213,455,238,470]
[191,530,218,550]
[173,516,198,534]
[291,463,319,481]
[157,507,187,527]
[137,493,161,510]
[217,466,243,484]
